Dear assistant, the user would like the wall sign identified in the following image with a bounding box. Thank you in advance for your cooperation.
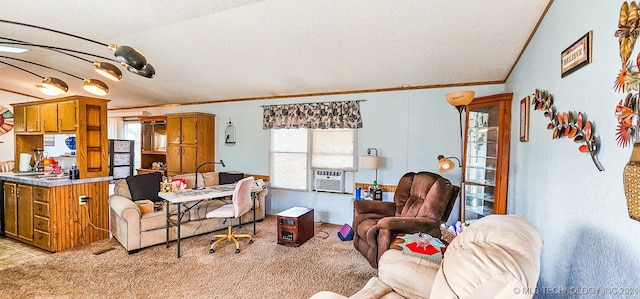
[561,31,593,77]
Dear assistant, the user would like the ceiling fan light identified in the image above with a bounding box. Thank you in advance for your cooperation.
[445,90,475,107]
[40,77,68,95]
[93,61,122,81]
[0,45,28,53]
[83,78,109,96]
[37,84,62,96]
[127,63,155,78]
[110,44,147,71]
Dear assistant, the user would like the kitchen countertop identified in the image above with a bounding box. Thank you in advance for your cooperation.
[0,172,113,187]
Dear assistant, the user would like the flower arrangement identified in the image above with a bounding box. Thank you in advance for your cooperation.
[614,1,640,147]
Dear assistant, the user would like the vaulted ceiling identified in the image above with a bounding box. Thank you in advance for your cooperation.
[0,0,552,109]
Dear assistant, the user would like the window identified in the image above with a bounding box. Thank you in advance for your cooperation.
[271,128,356,190]
[122,121,141,170]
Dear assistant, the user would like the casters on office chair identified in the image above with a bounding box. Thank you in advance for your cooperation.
[249,239,254,244]
[235,248,241,253]
[209,249,214,254]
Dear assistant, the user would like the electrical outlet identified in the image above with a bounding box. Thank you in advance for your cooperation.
[79,195,89,205]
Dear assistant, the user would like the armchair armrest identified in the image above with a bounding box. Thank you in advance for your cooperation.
[377,216,442,236]
[108,194,141,220]
[354,200,395,216]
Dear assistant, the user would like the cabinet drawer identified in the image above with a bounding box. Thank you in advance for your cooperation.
[33,229,51,250]
[33,187,49,203]
[34,201,50,217]
[34,215,50,233]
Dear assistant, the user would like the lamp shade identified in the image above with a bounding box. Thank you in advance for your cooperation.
[94,61,122,81]
[111,44,147,71]
[445,90,475,107]
[39,77,68,95]
[438,158,456,173]
[83,79,109,96]
[437,155,461,173]
[359,155,379,170]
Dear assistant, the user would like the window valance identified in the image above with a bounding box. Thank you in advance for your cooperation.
[262,100,363,129]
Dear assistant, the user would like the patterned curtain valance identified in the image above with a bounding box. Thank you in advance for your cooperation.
[262,100,363,129]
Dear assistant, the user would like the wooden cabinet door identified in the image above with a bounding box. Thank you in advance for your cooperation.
[17,184,33,242]
[180,116,198,145]
[166,145,183,175]
[180,145,197,173]
[13,106,26,132]
[26,105,40,132]
[166,117,182,144]
[3,183,17,237]
[57,101,76,131]
[40,103,58,132]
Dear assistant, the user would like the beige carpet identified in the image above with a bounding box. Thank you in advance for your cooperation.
[0,216,376,298]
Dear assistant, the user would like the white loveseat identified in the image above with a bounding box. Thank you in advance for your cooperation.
[108,172,268,253]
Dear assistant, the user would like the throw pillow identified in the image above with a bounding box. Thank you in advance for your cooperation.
[126,172,163,202]
[219,171,244,185]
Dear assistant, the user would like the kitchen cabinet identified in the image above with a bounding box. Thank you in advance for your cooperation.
[462,93,512,222]
[3,183,17,236]
[14,101,76,133]
[26,105,40,132]
[13,104,40,133]
[40,103,58,132]
[3,183,34,242]
[2,180,110,252]
[13,106,26,132]
[166,113,215,176]
[41,101,76,132]
[12,96,109,178]
[138,116,167,175]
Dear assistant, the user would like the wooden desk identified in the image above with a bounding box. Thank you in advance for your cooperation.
[158,183,263,258]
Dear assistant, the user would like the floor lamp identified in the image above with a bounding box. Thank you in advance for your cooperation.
[442,90,475,222]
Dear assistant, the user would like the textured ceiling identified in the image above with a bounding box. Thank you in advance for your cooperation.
[0,0,551,109]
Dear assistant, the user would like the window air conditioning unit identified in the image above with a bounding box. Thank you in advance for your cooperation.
[314,169,345,193]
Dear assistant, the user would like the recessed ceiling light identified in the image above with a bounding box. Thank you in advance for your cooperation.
[0,45,28,53]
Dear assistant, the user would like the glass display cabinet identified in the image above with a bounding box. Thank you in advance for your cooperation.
[462,93,512,222]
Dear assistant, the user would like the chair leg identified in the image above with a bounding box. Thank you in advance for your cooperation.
[209,224,253,254]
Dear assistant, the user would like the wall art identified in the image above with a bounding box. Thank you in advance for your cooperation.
[561,31,593,78]
[613,1,640,221]
[0,105,14,135]
[530,89,603,171]
[520,97,530,142]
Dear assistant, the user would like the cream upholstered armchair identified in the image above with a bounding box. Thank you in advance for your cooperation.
[311,214,543,299]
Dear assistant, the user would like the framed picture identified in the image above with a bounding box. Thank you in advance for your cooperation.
[520,96,530,142]
[561,31,593,77]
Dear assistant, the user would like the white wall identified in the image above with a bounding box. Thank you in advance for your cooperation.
[109,84,504,224]
[507,0,640,295]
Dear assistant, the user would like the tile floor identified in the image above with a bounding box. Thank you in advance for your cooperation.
[0,236,50,270]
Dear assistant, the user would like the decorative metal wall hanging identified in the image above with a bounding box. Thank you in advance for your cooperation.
[613,1,640,147]
[613,1,640,221]
[225,118,236,146]
[530,89,603,171]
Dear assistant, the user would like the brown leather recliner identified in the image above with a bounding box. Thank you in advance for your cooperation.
[353,171,460,268]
